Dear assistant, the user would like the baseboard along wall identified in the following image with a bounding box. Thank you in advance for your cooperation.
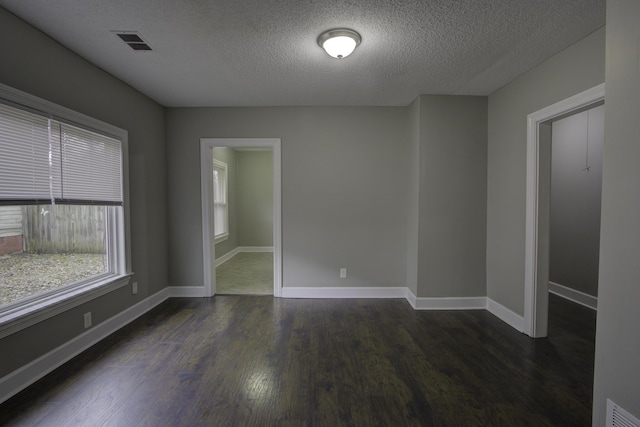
[215,246,274,266]
[1,282,528,406]
[548,281,598,310]
[0,288,170,405]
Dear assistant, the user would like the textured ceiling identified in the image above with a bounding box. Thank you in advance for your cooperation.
[0,0,605,107]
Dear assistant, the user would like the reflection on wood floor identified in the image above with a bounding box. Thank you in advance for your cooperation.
[0,293,595,426]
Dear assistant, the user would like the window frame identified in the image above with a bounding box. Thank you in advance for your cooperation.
[212,158,229,244]
[0,83,132,339]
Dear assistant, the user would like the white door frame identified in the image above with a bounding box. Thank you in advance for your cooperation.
[524,83,604,337]
[200,138,282,297]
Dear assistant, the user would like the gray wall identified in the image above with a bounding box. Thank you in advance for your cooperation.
[405,97,421,296]
[487,27,605,314]
[0,8,168,376]
[166,107,410,288]
[550,105,603,297]
[593,0,640,423]
[237,150,273,247]
[213,147,238,258]
[416,95,487,298]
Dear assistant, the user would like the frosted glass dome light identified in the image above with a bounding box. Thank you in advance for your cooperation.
[318,29,361,59]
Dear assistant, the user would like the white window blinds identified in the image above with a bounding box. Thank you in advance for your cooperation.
[61,124,122,203]
[0,101,122,205]
[0,103,62,201]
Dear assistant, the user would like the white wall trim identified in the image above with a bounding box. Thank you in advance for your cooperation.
[283,287,488,312]
[524,83,605,337]
[0,274,132,340]
[411,295,487,310]
[215,247,241,266]
[238,246,274,252]
[168,286,206,298]
[0,288,169,405]
[548,281,598,310]
[281,287,407,299]
[487,298,525,333]
[0,286,533,405]
[215,246,274,266]
[405,288,418,308]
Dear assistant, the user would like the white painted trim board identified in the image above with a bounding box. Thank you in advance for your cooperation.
[548,281,597,310]
[215,246,273,267]
[487,298,525,333]
[0,288,170,405]
[0,286,533,406]
[524,83,605,337]
[281,287,407,299]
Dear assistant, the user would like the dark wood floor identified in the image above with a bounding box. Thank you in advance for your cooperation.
[0,293,596,426]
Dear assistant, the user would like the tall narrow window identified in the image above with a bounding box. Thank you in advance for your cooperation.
[0,84,129,328]
[213,159,228,243]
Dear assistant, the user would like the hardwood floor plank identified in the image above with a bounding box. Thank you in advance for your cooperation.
[0,294,594,426]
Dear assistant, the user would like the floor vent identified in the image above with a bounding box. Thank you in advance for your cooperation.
[607,399,640,427]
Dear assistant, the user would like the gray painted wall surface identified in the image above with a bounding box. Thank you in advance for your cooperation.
[213,147,238,258]
[237,150,273,247]
[417,95,487,298]
[593,0,640,424]
[550,105,603,297]
[487,27,605,314]
[405,97,421,296]
[0,9,168,376]
[166,107,409,288]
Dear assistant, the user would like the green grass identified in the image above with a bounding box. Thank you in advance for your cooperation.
[0,253,106,307]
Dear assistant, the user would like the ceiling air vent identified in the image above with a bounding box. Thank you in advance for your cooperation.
[113,31,152,51]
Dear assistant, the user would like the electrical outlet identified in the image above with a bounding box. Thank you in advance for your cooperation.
[132,281,138,295]
[340,268,347,279]
[83,312,92,329]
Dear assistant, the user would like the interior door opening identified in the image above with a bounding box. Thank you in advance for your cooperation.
[200,138,282,298]
[524,84,604,338]
[214,147,274,295]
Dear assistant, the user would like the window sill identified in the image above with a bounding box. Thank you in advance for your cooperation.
[0,273,133,339]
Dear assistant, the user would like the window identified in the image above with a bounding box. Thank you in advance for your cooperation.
[0,84,130,335]
[212,159,228,243]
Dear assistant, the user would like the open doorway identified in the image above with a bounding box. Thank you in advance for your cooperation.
[524,84,604,338]
[543,104,602,387]
[548,104,603,310]
[200,138,282,297]
[214,147,273,295]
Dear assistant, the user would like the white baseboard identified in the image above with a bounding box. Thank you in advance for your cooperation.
[239,246,273,253]
[405,288,418,308]
[215,247,240,266]
[0,283,531,406]
[0,288,170,405]
[168,286,206,297]
[407,291,487,310]
[215,246,273,266]
[487,298,525,333]
[281,286,407,299]
[548,281,597,310]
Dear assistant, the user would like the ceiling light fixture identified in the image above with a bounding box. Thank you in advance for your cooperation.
[317,28,361,59]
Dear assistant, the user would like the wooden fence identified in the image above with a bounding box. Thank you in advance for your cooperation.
[22,205,106,254]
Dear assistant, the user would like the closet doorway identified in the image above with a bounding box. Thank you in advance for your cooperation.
[524,84,604,338]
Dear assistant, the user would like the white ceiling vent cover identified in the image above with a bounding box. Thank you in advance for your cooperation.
[607,399,640,427]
